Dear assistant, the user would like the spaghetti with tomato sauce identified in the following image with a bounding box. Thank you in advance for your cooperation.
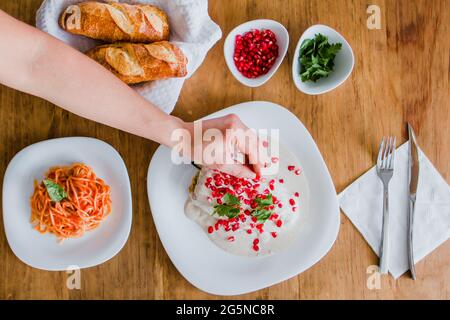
[30,163,112,240]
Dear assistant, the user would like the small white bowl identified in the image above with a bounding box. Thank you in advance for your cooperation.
[224,19,289,87]
[292,24,354,95]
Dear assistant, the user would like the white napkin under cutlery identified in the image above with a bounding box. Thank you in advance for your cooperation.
[339,141,450,278]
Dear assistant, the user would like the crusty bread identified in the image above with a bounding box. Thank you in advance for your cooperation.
[59,1,170,43]
[86,41,188,84]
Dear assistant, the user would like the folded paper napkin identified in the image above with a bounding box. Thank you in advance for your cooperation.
[339,141,450,278]
[36,0,222,114]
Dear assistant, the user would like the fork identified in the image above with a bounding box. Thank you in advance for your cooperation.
[376,136,396,274]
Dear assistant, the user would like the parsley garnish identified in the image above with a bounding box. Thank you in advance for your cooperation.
[252,194,275,222]
[213,193,241,219]
[299,33,342,82]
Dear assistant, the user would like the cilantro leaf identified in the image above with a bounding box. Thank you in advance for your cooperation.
[213,193,241,219]
[43,179,67,202]
[299,33,342,82]
[251,193,275,222]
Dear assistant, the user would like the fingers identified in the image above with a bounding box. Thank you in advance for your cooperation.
[223,114,268,175]
[212,163,256,179]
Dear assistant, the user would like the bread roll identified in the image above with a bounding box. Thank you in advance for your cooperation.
[59,1,170,43]
[86,41,188,84]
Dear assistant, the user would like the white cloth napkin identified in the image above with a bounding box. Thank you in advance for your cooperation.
[36,0,222,114]
[338,141,450,278]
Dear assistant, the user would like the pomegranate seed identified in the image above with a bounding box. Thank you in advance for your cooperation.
[232,223,240,231]
[246,229,252,234]
[206,177,212,184]
[227,236,235,242]
[295,169,302,175]
[294,192,300,197]
[251,216,257,223]
[214,222,219,230]
[271,232,277,238]
[289,198,295,206]
[292,206,297,212]
[208,226,213,234]
[288,165,295,171]
[277,203,283,208]
[253,238,260,245]
[244,209,251,216]
[269,184,274,191]
[217,198,223,205]
[262,141,269,148]
[276,220,282,227]
[253,245,260,252]
[279,179,284,183]
[234,29,279,78]
[271,157,279,163]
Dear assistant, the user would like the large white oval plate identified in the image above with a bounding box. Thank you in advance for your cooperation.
[147,101,340,295]
[2,137,132,271]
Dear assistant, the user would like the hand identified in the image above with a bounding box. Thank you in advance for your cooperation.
[182,114,268,179]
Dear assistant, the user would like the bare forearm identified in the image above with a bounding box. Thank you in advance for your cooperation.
[0,10,185,147]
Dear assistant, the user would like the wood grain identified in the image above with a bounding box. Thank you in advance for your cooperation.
[0,0,448,299]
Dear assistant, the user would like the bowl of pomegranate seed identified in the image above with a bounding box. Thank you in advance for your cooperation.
[224,19,289,87]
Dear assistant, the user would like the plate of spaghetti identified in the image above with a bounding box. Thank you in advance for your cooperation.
[3,137,132,271]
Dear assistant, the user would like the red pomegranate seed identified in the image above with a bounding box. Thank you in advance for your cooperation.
[244,209,251,216]
[206,177,212,184]
[278,179,284,184]
[232,223,240,231]
[208,226,213,234]
[295,169,301,175]
[214,222,219,230]
[253,238,259,245]
[251,216,257,223]
[277,203,283,208]
[253,245,260,252]
[262,141,269,148]
[288,165,295,171]
[292,206,297,212]
[271,232,277,238]
[227,236,235,242]
[217,198,223,205]
[289,198,295,206]
[294,192,300,197]
[246,229,252,234]
[269,184,274,191]
[276,220,282,227]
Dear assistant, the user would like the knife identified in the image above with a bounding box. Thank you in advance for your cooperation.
[407,123,420,280]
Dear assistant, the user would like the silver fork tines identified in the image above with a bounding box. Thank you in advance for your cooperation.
[376,136,396,274]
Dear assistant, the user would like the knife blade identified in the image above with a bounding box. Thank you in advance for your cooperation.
[407,123,420,280]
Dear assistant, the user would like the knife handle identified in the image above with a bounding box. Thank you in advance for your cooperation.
[408,198,416,280]
[379,185,390,274]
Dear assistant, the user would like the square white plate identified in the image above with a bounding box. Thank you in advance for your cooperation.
[147,101,340,295]
[2,137,132,271]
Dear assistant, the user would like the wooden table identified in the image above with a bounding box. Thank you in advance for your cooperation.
[0,0,448,299]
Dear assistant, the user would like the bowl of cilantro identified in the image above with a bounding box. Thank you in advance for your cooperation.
[292,24,354,95]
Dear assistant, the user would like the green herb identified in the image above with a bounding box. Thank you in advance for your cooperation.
[43,179,67,202]
[213,193,241,219]
[252,193,275,222]
[299,33,342,82]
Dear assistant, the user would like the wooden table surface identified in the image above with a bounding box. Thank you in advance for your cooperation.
[0,0,448,300]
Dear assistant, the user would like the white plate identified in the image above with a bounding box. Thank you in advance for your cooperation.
[2,137,132,271]
[224,19,289,87]
[147,101,340,295]
[292,24,354,95]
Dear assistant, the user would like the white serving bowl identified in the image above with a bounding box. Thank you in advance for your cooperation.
[224,19,289,87]
[292,24,354,95]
